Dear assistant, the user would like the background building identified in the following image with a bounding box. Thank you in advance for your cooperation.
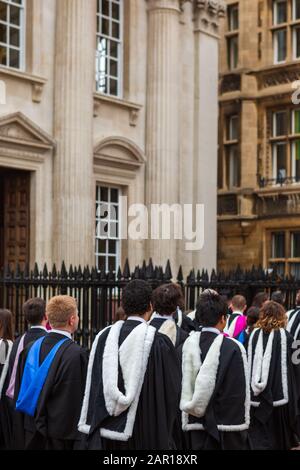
[218,0,300,277]
[0,0,225,276]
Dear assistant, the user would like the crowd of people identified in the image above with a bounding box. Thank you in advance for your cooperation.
[0,282,300,450]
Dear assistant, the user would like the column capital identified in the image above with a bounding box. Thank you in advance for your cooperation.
[146,0,181,13]
[194,0,226,36]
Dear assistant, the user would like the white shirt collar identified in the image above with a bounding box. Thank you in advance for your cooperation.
[201,327,221,335]
[151,313,175,321]
[49,329,72,339]
[127,316,147,324]
[30,326,48,332]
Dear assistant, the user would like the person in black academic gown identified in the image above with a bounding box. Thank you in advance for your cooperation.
[0,309,13,450]
[247,300,300,450]
[149,283,189,450]
[150,283,189,352]
[13,295,88,450]
[5,298,48,450]
[78,279,181,450]
[180,290,250,450]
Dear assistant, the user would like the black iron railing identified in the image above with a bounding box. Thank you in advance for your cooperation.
[1,260,300,349]
[259,176,300,188]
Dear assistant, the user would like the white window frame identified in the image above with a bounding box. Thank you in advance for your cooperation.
[228,3,239,31]
[227,35,239,70]
[95,184,121,273]
[292,24,300,59]
[272,141,287,181]
[273,28,287,64]
[0,0,26,71]
[273,110,287,137]
[273,0,287,26]
[228,115,238,140]
[96,0,123,98]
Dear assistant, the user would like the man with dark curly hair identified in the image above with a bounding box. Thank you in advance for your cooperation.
[78,279,181,450]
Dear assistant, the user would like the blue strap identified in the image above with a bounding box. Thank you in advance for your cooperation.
[236,330,246,344]
[16,336,69,416]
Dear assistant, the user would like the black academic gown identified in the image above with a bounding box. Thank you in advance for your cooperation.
[13,332,88,450]
[149,317,189,450]
[4,327,47,450]
[149,317,188,352]
[287,309,300,436]
[81,320,181,450]
[185,331,250,450]
[248,329,300,450]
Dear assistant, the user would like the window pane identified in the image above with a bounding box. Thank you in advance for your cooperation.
[290,263,300,279]
[227,115,238,140]
[0,45,6,65]
[10,5,20,26]
[272,232,285,257]
[9,48,19,68]
[0,2,7,22]
[273,111,287,136]
[110,205,118,223]
[110,40,118,58]
[109,239,117,254]
[228,145,239,188]
[101,0,110,17]
[269,262,285,277]
[292,232,300,257]
[227,36,238,70]
[101,17,109,36]
[274,0,287,24]
[274,29,287,62]
[97,256,106,272]
[110,58,118,78]
[109,78,118,96]
[294,26,300,59]
[293,110,300,134]
[228,4,239,31]
[110,188,119,203]
[112,2,120,21]
[108,256,117,273]
[0,22,6,43]
[9,27,20,47]
[97,239,107,254]
[100,187,108,202]
[274,143,287,180]
[291,140,300,180]
[111,21,120,39]
[294,0,300,19]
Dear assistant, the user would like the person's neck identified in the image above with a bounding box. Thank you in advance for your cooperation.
[51,326,73,334]
[127,312,149,321]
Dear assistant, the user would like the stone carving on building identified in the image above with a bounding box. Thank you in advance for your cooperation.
[259,69,300,89]
[195,0,226,34]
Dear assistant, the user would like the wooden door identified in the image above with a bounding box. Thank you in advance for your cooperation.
[0,169,30,270]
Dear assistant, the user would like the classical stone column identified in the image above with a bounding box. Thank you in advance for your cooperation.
[193,0,226,272]
[53,0,96,267]
[145,0,181,272]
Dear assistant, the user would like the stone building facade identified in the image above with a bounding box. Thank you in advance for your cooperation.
[0,0,225,276]
[218,0,300,277]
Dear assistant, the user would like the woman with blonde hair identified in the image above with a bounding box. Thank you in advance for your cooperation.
[248,301,300,449]
[0,309,13,449]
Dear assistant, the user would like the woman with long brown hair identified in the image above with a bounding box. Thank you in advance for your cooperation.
[0,309,13,449]
[248,300,300,450]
